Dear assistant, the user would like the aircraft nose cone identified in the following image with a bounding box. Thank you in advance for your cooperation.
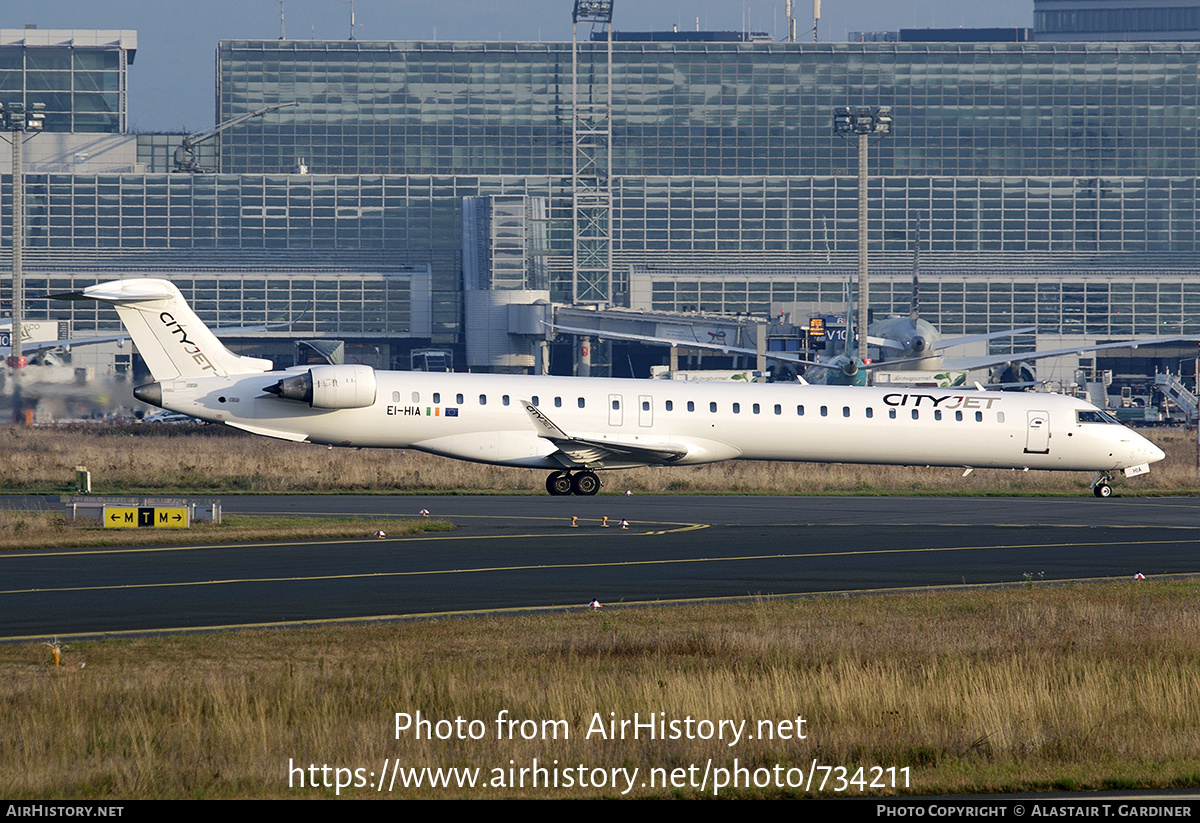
[1147,443,1166,464]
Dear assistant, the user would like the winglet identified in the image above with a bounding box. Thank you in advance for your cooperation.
[522,401,570,440]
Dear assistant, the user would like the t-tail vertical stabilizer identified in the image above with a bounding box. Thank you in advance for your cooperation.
[56,279,273,381]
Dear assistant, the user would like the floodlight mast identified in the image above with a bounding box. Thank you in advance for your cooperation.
[1,101,45,381]
[832,105,893,362]
[573,0,614,24]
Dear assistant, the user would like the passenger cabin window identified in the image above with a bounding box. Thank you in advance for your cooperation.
[687,401,695,412]
[642,400,650,411]
[797,405,804,416]
[934,410,942,421]
[732,403,740,414]
[612,399,620,410]
[392,391,402,402]
[752,403,760,415]
[532,396,539,406]
[889,409,897,419]
[503,395,510,406]
[456,393,464,405]
[774,404,781,415]
[666,400,674,411]
[866,408,874,419]
[997,412,1005,423]
[578,398,586,409]
[911,410,919,420]
[842,406,850,418]
[955,411,963,422]
[975,411,983,422]
[555,397,562,408]
[709,402,717,413]
[411,391,420,403]
[433,393,441,403]
[479,394,487,405]
[820,406,828,417]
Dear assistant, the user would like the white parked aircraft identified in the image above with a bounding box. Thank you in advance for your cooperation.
[56,279,1165,498]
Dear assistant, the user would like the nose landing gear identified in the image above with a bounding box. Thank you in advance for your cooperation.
[546,470,601,496]
[1090,471,1114,498]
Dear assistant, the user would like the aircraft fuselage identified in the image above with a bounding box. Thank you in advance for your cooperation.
[144,370,1162,475]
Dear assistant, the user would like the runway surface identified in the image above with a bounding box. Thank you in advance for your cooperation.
[3,494,1199,641]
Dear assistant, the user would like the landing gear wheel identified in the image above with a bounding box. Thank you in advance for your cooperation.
[571,471,601,496]
[1094,483,1113,498]
[546,471,573,496]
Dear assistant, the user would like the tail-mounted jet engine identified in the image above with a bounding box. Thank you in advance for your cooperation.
[264,364,378,409]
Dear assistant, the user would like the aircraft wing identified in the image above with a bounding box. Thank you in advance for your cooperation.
[547,322,807,363]
[523,401,689,467]
[4,324,294,358]
[12,332,130,356]
[942,335,1200,372]
[546,321,815,381]
[933,327,1038,350]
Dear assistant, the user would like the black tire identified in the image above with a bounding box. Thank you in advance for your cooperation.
[571,471,601,496]
[547,471,573,496]
[1094,483,1113,498]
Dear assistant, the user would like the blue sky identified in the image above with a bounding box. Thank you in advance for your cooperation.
[15,0,1032,132]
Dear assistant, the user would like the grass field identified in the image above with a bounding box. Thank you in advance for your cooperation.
[2,583,1198,799]
[2,422,1197,496]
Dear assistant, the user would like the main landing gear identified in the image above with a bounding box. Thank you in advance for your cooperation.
[546,470,601,496]
[1091,471,1114,498]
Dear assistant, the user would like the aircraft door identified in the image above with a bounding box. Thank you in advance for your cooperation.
[1024,410,1050,454]
[608,394,623,427]
[638,395,653,427]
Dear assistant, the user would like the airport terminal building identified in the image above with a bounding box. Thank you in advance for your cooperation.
[5,22,1200,386]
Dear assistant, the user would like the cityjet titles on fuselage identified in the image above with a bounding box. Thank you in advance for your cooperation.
[882,393,1001,410]
[158,312,217,373]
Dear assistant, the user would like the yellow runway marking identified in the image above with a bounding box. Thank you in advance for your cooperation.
[5,533,1198,597]
[0,520,707,559]
[6,571,1199,643]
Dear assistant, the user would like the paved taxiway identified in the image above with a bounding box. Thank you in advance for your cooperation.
[2,495,1199,640]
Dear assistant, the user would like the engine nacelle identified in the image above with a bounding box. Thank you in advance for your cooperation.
[264,364,378,409]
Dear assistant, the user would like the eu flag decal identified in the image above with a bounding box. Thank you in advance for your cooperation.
[445,408,459,417]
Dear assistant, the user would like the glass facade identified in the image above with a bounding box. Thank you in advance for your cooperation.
[1035,1,1200,41]
[7,36,1200,356]
[21,270,424,339]
[205,38,1200,333]
[638,268,1200,338]
[0,30,133,133]
[219,40,1200,179]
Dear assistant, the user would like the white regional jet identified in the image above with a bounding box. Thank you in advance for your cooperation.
[57,279,1165,498]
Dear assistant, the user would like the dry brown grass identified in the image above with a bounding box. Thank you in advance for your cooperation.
[2,582,1198,798]
[3,423,1198,496]
[0,511,451,551]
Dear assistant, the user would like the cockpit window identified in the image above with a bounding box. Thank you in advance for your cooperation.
[1077,410,1120,425]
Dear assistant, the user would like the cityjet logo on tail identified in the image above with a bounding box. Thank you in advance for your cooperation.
[883,393,1001,409]
[159,312,217,373]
